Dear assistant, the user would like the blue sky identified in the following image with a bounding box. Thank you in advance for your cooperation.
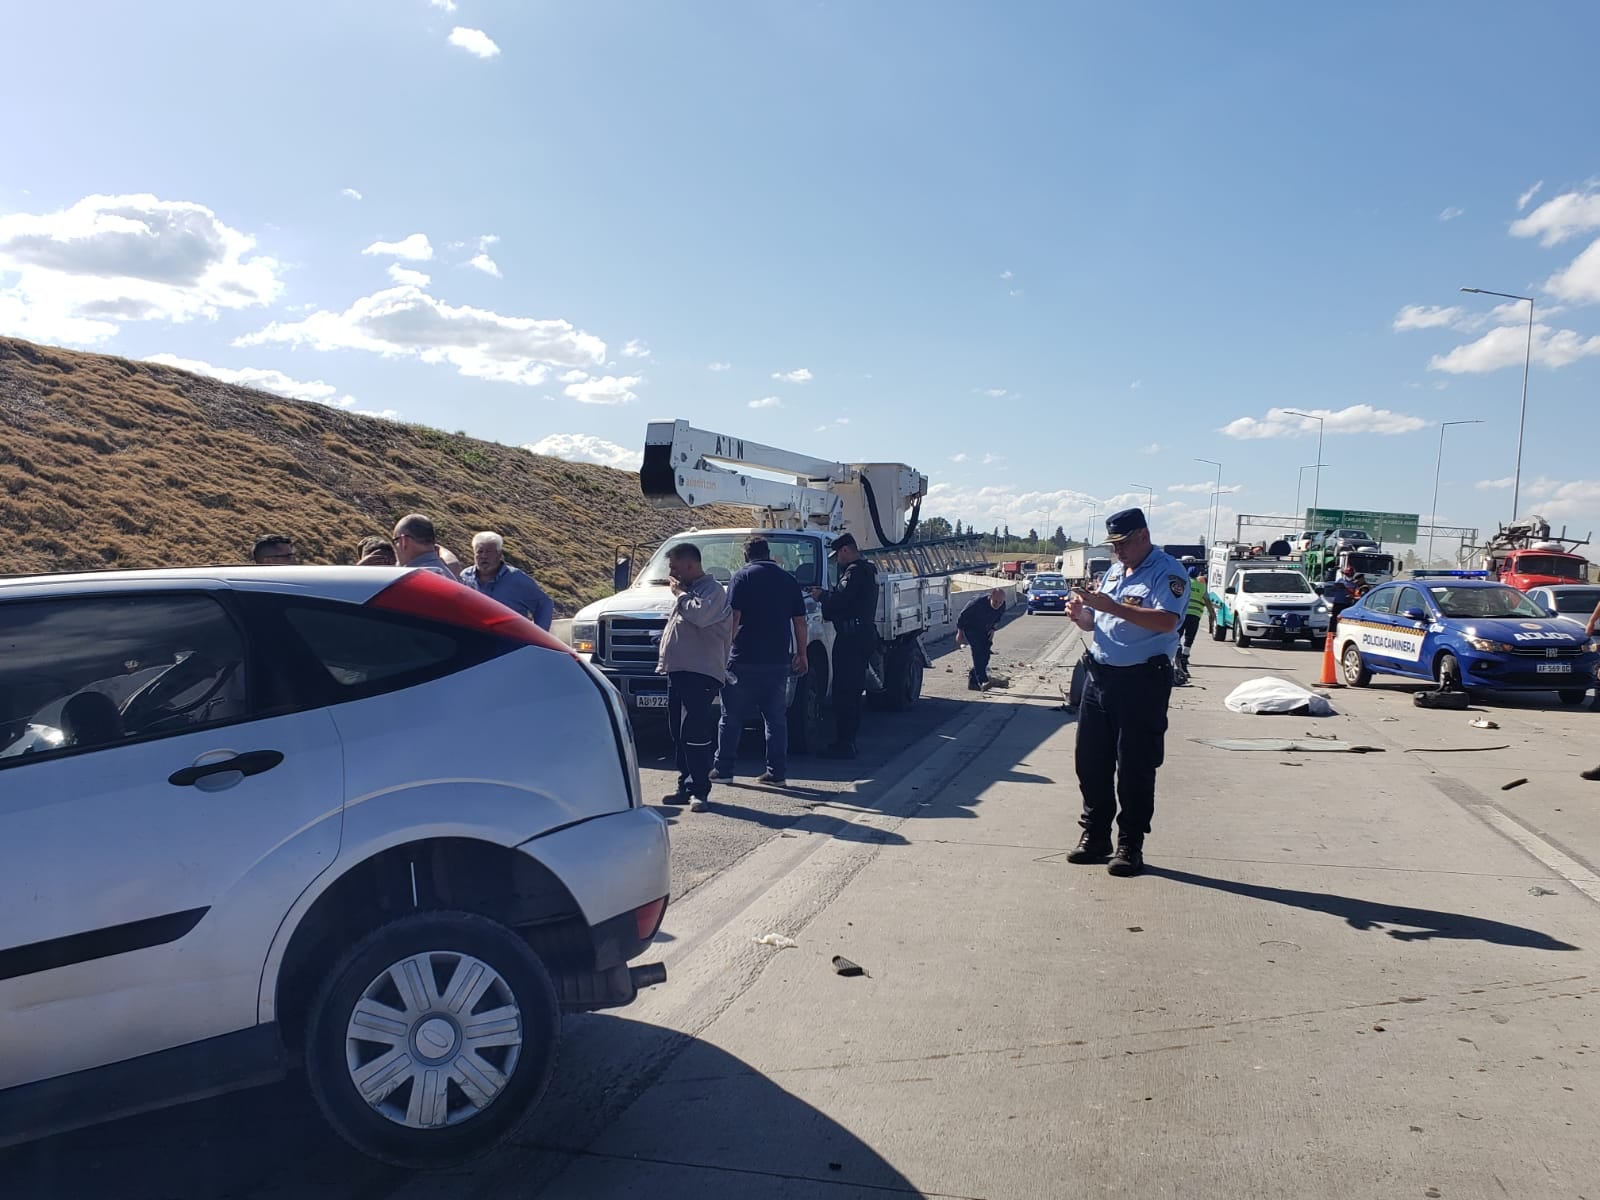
[4,1,1599,554]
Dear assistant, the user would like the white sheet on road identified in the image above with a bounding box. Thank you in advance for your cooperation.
[1224,675,1335,716]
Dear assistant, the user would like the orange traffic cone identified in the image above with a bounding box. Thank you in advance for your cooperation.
[1317,629,1343,688]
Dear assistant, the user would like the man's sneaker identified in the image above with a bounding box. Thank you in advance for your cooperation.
[689,797,710,812]
[757,771,787,785]
[1065,831,1112,864]
[979,680,995,691]
[1107,840,1145,877]
[819,743,858,760]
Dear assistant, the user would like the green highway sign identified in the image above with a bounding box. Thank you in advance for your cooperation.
[1304,509,1419,543]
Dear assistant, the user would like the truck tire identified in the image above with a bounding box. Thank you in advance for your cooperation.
[1210,611,1226,642]
[303,910,561,1168]
[876,641,923,712]
[787,649,828,754]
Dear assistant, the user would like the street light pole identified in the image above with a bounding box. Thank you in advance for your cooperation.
[1210,488,1237,544]
[1085,501,1103,545]
[1195,458,1221,546]
[1283,411,1325,522]
[1293,462,1325,530]
[1427,419,1485,566]
[1131,483,1154,513]
[1461,288,1534,520]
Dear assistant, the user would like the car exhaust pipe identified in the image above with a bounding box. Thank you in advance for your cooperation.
[558,962,668,1011]
[630,962,668,990]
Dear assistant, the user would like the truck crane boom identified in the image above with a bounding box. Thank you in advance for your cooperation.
[639,419,927,551]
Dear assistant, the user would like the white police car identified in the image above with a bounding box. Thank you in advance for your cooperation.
[1024,572,1070,614]
[1335,572,1600,705]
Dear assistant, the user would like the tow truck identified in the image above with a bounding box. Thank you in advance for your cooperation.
[1475,515,1591,591]
[569,420,985,750]
[1303,542,1397,586]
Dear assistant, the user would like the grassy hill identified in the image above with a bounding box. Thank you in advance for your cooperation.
[0,337,736,613]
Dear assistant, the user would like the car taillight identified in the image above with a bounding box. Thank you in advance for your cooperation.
[368,570,575,654]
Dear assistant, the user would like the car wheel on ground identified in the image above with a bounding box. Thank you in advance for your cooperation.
[304,910,561,1168]
[1235,624,1252,648]
[787,651,828,754]
[1210,612,1226,642]
[1340,642,1370,687]
[1436,651,1465,694]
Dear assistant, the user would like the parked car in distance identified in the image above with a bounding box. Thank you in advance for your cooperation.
[1523,584,1600,633]
[1024,572,1070,614]
[0,566,669,1166]
[1327,528,1380,554]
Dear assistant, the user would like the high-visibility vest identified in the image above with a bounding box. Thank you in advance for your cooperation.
[1187,576,1207,617]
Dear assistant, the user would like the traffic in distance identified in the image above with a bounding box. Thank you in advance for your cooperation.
[2,419,1597,1173]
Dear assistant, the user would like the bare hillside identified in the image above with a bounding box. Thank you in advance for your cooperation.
[0,337,732,613]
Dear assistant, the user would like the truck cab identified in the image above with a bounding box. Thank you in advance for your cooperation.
[1489,547,1590,592]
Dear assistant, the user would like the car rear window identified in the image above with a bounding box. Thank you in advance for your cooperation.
[284,606,466,689]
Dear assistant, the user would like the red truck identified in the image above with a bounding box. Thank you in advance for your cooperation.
[1479,516,1591,591]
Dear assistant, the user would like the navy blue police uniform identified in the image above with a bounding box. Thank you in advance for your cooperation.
[1068,508,1188,876]
[816,532,879,757]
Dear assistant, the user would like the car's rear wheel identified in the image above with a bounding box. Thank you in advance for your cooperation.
[304,910,560,1167]
[1558,689,1587,706]
[1210,611,1226,642]
[1340,643,1370,687]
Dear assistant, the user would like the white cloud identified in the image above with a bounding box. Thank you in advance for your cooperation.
[1516,181,1543,212]
[448,26,500,57]
[468,252,501,277]
[559,368,589,383]
[981,452,1004,465]
[143,352,401,419]
[1000,269,1013,280]
[748,396,782,409]
[1509,187,1600,246]
[1428,322,1600,373]
[525,433,641,471]
[0,193,284,346]
[772,367,812,383]
[239,283,606,387]
[1476,477,1515,490]
[621,338,651,359]
[563,374,640,406]
[1008,289,1024,297]
[362,233,433,261]
[1167,481,1219,494]
[1518,477,1600,524]
[1439,206,1465,222]
[428,0,458,11]
[386,263,430,287]
[983,387,1007,398]
[950,452,968,463]
[1543,236,1600,304]
[1140,442,1160,455]
[1392,304,1463,331]
[924,482,1226,542]
[1130,379,1142,390]
[340,188,363,201]
[707,361,731,371]
[834,416,850,425]
[1220,404,1430,439]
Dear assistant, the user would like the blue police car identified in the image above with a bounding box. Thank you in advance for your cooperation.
[1024,572,1070,615]
[1333,572,1600,704]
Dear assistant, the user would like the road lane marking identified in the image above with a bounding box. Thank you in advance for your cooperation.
[1474,807,1600,906]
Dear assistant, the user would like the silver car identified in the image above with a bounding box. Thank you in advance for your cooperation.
[0,567,669,1165]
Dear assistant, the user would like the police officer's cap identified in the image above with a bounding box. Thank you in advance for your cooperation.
[1104,507,1148,543]
[828,532,858,558]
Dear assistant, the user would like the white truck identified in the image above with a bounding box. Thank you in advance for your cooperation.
[1206,544,1331,647]
[1059,544,1113,586]
[570,421,967,751]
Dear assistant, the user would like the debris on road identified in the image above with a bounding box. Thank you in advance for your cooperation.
[1469,717,1499,729]
[1224,677,1335,716]
[1529,886,1558,896]
[1581,765,1600,782]
[755,933,798,949]
[1501,778,1529,791]
[1192,737,1384,754]
[831,955,867,977]
[1403,744,1511,754]
[1414,689,1471,709]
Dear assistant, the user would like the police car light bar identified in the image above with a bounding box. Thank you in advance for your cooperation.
[1408,569,1490,578]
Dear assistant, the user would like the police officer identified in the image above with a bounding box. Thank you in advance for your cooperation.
[1065,508,1188,876]
[807,531,878,759]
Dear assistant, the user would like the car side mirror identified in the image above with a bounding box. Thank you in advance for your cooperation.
[1546,606,1560,618]
[1402,606,1426,621]
[1224,586,1236,595]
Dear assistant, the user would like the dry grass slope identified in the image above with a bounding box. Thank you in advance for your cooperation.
[0,338,739,614]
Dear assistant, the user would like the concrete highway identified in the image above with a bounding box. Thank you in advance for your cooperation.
[8,606,1599,1199]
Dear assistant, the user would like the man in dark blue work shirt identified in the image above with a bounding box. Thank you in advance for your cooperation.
[1065,507,1187,877]
[714,536,809,785]
[462,531,555,630]
[956,588,1008,691]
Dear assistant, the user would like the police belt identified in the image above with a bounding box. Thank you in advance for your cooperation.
[1081,652,1170,685]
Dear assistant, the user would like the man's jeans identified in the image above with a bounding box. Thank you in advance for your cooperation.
[714,664,790,779]
[967,637,993,689]
[668,670,720,799]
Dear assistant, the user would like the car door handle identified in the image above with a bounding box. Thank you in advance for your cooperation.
[168,750,284,787]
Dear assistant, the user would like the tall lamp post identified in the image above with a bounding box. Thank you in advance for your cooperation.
[1131,483,1155,513]
[1460,287,1534,520]
[1195,458,1222,546]
[1294,462,1326,531]
[1427,419,1484,566]
[1282,411,1325,523]
[1210,488,1238,545]
[1085,501,1103,545]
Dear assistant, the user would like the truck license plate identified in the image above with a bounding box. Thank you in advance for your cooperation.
[635,694,669,708]
[1535,663,1569,674]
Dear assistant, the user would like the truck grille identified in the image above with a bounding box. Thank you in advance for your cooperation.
[1265,604,1314,614]
[602,616,667,668]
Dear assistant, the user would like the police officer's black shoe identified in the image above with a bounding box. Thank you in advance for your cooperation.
[1107,840,1145,877]
[1065,831,1112,864]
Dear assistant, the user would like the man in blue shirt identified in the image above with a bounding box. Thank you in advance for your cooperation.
[713,536,808,785]
[1065,507,1187,877]
[461,531,555,630]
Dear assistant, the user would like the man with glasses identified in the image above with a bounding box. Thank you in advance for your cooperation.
[251,535,296,565]
[391,513,457,579]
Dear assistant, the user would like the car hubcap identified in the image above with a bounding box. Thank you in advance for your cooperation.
[345,951,523,1129]
[1343,649,1360,681]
